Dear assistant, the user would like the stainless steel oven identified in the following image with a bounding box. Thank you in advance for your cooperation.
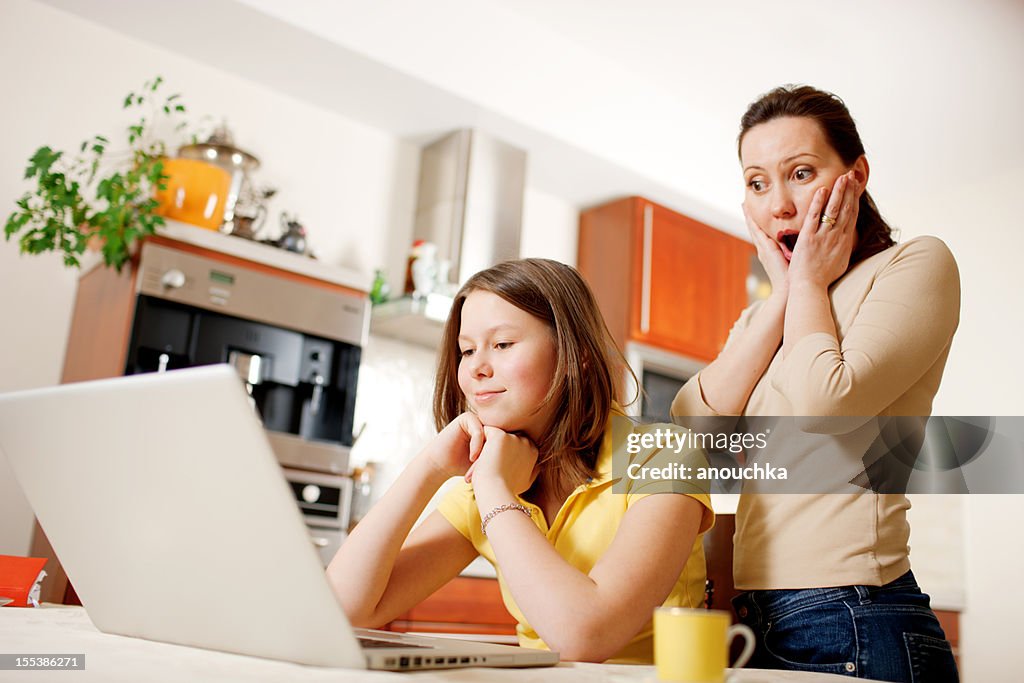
[282,468,354,565]
[624,341,705,423]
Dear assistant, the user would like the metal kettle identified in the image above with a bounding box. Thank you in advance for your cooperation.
[276,213,308,255]
[177,123,260,235]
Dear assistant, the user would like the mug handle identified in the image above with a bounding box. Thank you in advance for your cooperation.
[727,623,756,669]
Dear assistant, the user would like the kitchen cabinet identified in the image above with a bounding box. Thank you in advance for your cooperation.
[387,576,517,637]
[934,610,961,669]
[578,197,753,362]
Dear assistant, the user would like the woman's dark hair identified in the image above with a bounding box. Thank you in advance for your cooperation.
[738,85,895,264]
[433,258,627,497]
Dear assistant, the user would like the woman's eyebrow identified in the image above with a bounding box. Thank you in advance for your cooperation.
[744,152,822,174]
[784,152,821,163]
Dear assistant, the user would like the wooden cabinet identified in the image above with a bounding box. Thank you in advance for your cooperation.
[388,576,517,637]
[934,609,960,669]
[578,197,753,362]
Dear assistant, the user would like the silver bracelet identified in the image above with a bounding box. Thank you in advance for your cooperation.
[480,502,532,536]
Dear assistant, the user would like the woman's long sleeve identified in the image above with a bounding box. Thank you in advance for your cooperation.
[771,236,960,420]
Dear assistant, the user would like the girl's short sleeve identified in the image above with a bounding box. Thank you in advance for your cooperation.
[437,480,483,548]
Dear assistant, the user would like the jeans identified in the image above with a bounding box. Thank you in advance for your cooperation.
[732,571,958,682]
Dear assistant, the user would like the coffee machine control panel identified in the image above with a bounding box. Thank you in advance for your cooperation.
[160,268,187,290]
[136,242,368,348]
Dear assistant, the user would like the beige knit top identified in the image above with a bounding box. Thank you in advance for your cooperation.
[672,236,961,589]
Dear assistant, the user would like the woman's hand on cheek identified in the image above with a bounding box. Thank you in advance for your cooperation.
[789,171,859,289]
[423,411,485,479]
[743,201,789,296]
[467,427,540,496]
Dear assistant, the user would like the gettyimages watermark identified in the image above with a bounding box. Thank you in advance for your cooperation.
[610,415,1024,494]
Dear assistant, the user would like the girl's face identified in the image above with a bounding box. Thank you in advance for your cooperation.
[740,116,865,261]
[457,290,558,442]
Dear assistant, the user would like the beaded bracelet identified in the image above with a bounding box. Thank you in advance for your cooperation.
[480,502,532,536]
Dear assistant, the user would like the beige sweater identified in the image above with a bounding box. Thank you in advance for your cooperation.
[672,236,961,589]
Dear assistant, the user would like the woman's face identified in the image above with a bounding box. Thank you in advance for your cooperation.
[740,116,864,261]
[457,290,558,442]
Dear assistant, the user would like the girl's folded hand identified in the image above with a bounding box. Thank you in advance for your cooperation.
[468,426,540,495]
[422,412,486,479]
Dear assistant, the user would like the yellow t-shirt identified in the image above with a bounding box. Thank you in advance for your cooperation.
[437,417,715,663]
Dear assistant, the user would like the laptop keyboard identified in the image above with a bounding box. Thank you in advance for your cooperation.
[358,636,431,650]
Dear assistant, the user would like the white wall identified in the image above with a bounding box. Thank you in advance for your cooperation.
[885,166,1024,679]
[0,0,402,553]
[963,496,1024,677]
[520,188,579,266]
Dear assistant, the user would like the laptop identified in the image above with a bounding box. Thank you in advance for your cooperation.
[0,365,558,670]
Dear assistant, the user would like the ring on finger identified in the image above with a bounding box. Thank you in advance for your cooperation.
[819,214,837,228]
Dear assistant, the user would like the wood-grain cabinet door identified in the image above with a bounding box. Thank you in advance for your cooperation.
[632,201,749,361]
[388,576,517,635]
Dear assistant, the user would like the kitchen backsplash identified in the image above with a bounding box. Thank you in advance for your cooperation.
[349,334,440,500]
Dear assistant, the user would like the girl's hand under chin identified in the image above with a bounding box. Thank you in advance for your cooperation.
[422,412,486,479]
[788,171,861,289]
[466,426,540,496]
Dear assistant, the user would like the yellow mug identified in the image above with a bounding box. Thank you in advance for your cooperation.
[654,607,755,683]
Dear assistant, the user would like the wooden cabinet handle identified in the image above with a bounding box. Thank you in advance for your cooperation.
[641,203,653,334]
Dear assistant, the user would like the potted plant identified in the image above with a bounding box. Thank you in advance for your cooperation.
[3,76,193,272]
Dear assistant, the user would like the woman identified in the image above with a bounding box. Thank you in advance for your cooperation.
[672,85,960,681]
[328,258,714,663]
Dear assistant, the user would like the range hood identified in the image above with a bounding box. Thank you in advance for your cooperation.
[371,130,527,348]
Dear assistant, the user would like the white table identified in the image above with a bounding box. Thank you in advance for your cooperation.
[0,605,874,682]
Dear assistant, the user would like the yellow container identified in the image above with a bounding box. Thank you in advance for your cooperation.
[654,607,755,682]
[154,158,232,231]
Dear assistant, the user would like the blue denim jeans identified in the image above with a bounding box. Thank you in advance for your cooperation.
[732,571,958,682]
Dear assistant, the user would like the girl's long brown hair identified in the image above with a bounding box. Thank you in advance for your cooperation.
[739,85,896,265]
[433,258,627,497]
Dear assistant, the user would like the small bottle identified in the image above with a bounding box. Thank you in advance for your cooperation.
[411,242,439,300]
[369,269,391,305]
[403,239,425,296]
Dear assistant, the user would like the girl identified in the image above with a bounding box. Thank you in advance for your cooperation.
[328,258,714,663]
[672,85,960,681]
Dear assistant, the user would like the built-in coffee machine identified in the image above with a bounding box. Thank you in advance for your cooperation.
[123,240,368,564]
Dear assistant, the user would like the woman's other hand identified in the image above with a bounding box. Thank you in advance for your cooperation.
[467,426,540,496]
[788,171,861,289]
[421,412,486,479]
[743,201,789,297]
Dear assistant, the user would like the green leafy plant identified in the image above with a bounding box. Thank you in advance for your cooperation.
[4,76,191,271]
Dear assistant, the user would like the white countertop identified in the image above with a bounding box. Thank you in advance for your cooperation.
[158,220,371,291]
[460,556,497,579]
[0,605,881,682]
[80,219,371,292]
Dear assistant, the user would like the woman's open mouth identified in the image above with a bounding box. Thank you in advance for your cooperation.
[777,231,799,261]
